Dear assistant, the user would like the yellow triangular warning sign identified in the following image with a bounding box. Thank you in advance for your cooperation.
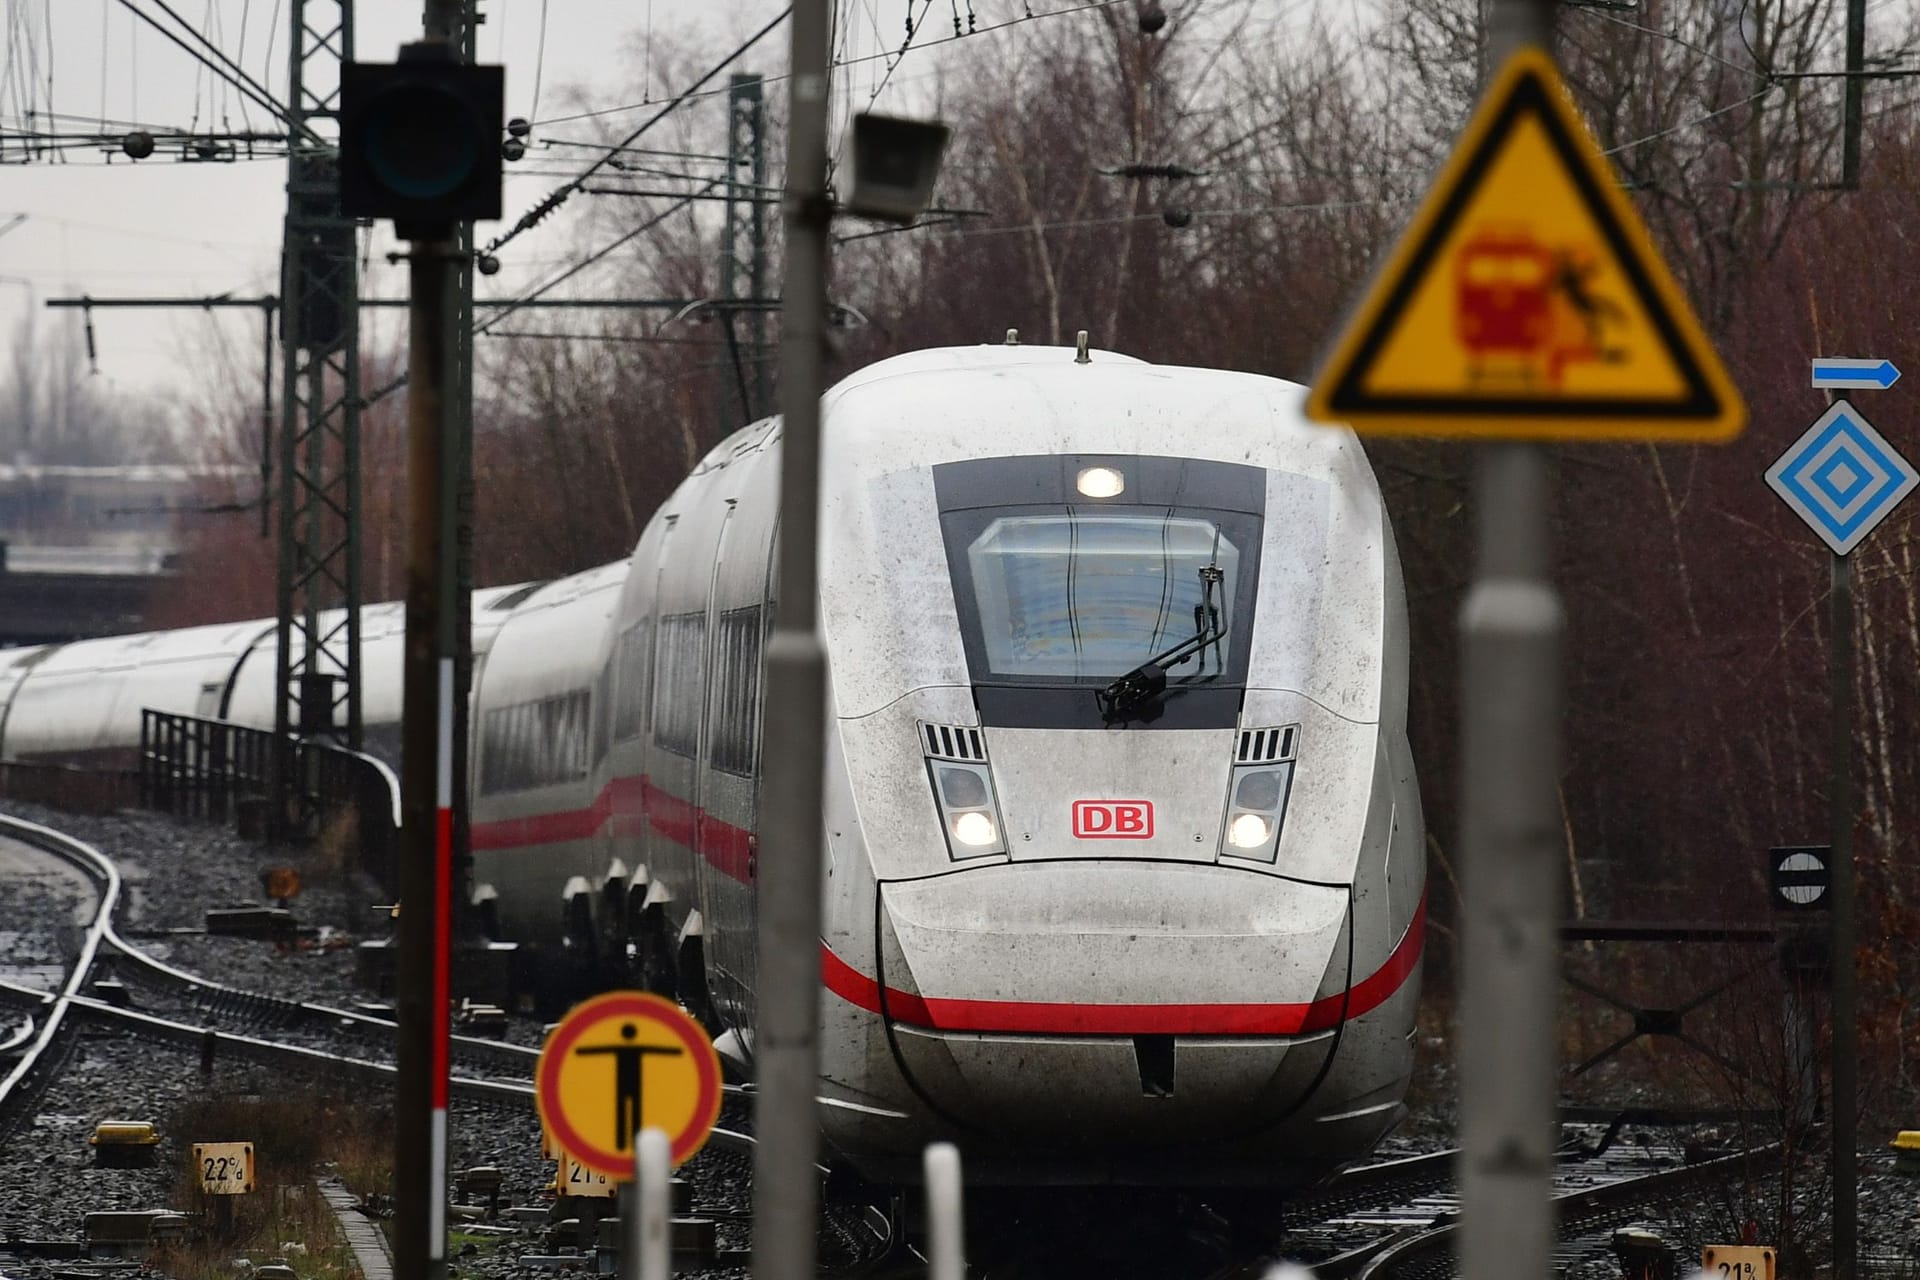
[1305,47,1745,442]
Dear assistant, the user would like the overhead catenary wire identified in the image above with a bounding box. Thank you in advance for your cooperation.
[528,0,550,124]
[111,0,311,143]
[97,0,109,132]
[476,185,719,334]
[481,8,792,258]
[533,0,1131,128]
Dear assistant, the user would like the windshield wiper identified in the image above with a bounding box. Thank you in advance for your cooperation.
[1095,565,1226,724]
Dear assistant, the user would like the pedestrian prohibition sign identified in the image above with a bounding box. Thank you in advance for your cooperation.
[535,991,722,1178]
[1304,46,1744,442]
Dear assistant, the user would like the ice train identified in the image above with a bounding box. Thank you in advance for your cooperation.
[0,343,1425,1188]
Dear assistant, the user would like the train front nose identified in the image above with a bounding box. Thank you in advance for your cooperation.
[871,861,1352,1158]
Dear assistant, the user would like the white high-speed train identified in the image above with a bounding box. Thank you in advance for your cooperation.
[0,343,1425,1189]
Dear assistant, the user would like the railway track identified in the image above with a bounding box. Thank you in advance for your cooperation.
[0,813,767,1143]
[0,815,119,1129]
[0,812,532,1071]
[1262,1141,1774,1280]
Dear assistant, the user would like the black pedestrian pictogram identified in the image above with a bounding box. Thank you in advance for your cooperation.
[576,1023,684,1150]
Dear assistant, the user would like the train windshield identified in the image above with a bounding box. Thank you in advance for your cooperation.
[932,455,1266,728]
[959,512,1243,680]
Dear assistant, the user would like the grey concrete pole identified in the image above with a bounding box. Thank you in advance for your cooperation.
[1457,0,1561,1265]
[751,0,833,1277]
[1458,444,1564,1280]
[623,1129,672,1280]
[924,1144,964,1280]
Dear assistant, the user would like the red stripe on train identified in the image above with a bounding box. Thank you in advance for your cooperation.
[469,774,755,883]
[820,894,1426,1036]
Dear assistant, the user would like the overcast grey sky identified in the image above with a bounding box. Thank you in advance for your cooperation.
[0,0,996,425]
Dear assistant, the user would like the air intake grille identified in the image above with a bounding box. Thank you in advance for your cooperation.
[1237,725,1299,764]
[920,721,988,762]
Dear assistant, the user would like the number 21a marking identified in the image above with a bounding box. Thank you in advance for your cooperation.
[1720,1264,1759,1278]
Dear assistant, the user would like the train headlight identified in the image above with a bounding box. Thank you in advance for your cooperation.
[1075,466,1125,498]
[1220,762,1292,862]
[928,760,1007,859]
[1227,813,1271,849]
[952,811,999,847]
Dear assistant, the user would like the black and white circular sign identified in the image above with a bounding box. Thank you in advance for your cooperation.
[1769,846,1831,910]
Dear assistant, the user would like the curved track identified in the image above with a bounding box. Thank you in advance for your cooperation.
[0,813,756,1152]
[0,817,121,1125]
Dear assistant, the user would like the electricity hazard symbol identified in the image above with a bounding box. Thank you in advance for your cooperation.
[1306,47,1744,442]
[535,991,722,1179]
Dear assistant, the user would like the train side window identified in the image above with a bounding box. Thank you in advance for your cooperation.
[653,612,705,757]
[562,688,590,778]
[709,605,762,776]
[480,706,505,793]
[612,620,652,743]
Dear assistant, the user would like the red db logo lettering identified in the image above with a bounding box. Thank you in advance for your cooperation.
[1072,800,1155,839]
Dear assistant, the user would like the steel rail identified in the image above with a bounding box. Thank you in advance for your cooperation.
[0,1014,37,1055]
[0,813,537,1075]
[101,924,539,1072]
[14,983,753,1154]
[0,817,121,1117]
[1353,1146,1776,1280]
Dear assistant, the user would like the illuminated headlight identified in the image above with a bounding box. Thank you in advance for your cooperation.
[929,761,1007,859]
[1220,762,1292,862]
[952,811,998,847]
[1227,812,1271,849]
[1075,466,1125,498]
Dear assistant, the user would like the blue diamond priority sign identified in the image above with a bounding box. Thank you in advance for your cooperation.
[1765,401,1918,557]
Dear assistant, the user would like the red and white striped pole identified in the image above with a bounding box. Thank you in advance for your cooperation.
[397,147,460,1280]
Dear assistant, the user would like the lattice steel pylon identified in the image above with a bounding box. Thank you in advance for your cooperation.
[718,73,769,425]
[274,0,362,833]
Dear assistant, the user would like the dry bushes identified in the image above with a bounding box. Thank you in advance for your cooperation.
[156,1088,395,1277]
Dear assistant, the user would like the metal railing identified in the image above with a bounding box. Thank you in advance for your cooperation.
[138,710,401,895]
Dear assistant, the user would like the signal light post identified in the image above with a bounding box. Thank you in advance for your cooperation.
[340,18,502,1280]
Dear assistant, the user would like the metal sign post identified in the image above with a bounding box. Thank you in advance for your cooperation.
[1829,515,1857,1280]
[1764,369,1917,1280]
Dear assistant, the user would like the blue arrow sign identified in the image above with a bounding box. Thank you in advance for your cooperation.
[1811,358,1900,390]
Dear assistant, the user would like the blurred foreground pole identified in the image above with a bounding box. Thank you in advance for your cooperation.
[1457,1,1561,1277]
[924,1144,964,1280]
[752,0,832,1276]
[622,1129,671,1280]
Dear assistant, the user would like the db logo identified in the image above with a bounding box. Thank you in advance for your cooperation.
[1072,800,1155,839]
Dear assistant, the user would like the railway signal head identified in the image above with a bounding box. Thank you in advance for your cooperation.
[339,44,505,237]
